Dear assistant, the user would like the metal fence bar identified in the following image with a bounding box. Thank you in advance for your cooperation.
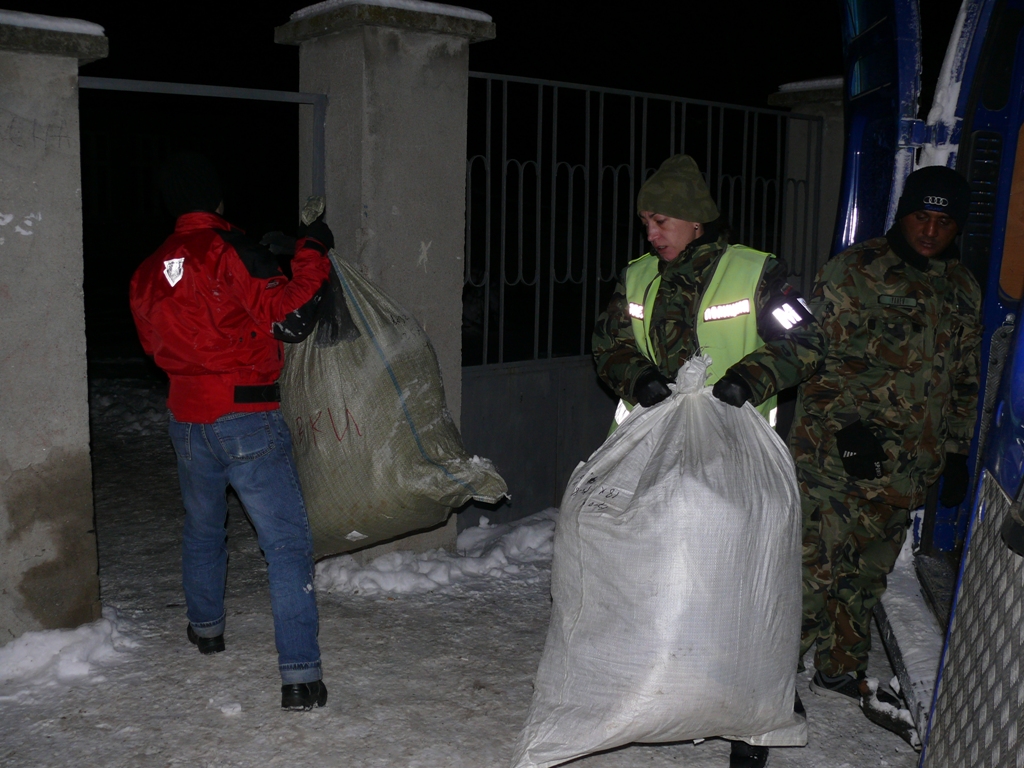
[464,73,824,366]
[79,76,328,198]
[774,113,783,256]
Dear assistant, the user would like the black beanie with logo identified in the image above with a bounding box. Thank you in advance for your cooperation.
[894,165,971,231]
[158,151,223,218]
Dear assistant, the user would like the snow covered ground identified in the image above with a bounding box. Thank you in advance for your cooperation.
[0,379,920,767]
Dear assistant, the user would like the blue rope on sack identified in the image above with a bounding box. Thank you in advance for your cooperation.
[331,254,479,496]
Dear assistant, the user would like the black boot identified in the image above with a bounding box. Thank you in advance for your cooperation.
[729,740,769,767]
[281,680,328,711]
[186,624,225,655]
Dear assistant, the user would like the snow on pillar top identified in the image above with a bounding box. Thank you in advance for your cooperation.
[275,0,495,45]
[767,78,843,109]
[0,10,108,63]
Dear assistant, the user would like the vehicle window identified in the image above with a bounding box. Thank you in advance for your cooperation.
[851,48,895,98]
[981,5,1024,112]
[843,0,890,41]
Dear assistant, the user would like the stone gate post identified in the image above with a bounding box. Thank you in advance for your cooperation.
[0,13,107,642]
[276,3,494,557]
[769,78,845,294]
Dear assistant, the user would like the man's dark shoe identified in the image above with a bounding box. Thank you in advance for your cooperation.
[186,624,225,655]
[281,680,328,711]
[810,669,864,701]
[729,740,769,767]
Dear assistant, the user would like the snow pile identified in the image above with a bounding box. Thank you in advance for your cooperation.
[0,607,137,697]
[315,508,555,595]
[89,379,168,437]
[0,10,104,36]
[291,0,492,23]
[878,534,944,735]
[919,0,972,169]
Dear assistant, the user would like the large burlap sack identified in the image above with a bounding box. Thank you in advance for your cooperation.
[280,252,508,559]
[510,356,806,768]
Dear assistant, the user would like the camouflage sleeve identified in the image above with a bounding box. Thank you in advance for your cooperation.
[726,258,828,405]
[591,272,659,402]
[944,272,983,454]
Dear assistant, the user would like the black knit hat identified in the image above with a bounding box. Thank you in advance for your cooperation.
[895,165,971,231]
[158,151,223,218]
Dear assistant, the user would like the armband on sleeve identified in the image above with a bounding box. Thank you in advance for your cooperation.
[758,287,817,341]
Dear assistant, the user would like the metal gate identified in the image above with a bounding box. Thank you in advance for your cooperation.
[459,75,826,527]
[462,73,825,367]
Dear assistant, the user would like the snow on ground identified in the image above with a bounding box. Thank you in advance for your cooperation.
[0,378,919,767]
[315,512,555,596]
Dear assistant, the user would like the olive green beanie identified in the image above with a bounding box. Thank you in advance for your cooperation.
[636,154,719,223]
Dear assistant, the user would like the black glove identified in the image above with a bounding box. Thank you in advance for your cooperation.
[712,370,753,408]
[939,453,970,507]
[633,370,672,408]
[260,230,297,257]
[835,420,887,480]
[297,215,335,252]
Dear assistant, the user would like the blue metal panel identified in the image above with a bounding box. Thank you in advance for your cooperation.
[984,319,1024,496]
[832,0,922,255]
[929,0,1024,549]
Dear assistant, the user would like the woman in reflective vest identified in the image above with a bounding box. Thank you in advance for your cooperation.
[591,154,827,768]
[591,154,826,434]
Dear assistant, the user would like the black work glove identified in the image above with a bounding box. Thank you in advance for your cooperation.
[633,370,672,408]
[835,420,887,480]
[712,370,753,408]
[297,215,335,252]
[939,453,970,507]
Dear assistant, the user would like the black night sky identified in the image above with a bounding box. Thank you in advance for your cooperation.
[4,1,962,368]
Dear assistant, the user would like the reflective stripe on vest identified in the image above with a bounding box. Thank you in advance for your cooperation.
[695,244,777,422]
[614,245,777,428]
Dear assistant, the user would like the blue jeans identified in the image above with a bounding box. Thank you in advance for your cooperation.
[168,409,321,684]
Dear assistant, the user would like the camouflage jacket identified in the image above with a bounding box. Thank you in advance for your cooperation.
[592,235,827,405]
[788,236,982,508]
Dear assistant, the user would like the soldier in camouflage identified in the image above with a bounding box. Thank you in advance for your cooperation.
[591,154,825,768]
[790,166,982,702]
[592,154,826,425]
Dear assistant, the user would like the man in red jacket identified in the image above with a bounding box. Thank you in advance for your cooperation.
[130,152,332,710]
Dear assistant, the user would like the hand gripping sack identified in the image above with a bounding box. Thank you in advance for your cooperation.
[279,253,508,558]
[510,356,806,768]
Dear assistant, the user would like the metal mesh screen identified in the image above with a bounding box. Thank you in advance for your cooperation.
[923,472,1024,768]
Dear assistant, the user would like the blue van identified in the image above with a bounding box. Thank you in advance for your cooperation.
[837,1,1024,762]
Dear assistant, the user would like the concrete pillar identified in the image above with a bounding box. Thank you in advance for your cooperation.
[768,79,844,296]
[0,14,108,642]
[276,3,494,557]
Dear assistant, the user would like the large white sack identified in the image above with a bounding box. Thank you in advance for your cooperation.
[510,356,806,768]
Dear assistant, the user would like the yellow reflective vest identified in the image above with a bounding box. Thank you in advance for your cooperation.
[612,244,778,431]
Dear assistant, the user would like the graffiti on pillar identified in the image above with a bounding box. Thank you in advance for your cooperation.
[0,108,73,151]
[0,211,41,246]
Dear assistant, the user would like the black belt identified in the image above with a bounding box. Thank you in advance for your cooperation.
[234,383,281,404]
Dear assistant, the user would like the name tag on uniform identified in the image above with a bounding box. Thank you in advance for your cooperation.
[628,302,645,319]
[703,299,751,322]
[878,295,918,308]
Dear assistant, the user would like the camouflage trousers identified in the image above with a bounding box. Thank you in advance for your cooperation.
[798,474,910,676]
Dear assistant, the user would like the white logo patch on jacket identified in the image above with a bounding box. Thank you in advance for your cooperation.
[163,258,185,287]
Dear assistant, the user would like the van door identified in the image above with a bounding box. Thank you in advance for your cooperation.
[832,0,922,254]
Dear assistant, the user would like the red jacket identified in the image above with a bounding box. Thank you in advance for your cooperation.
[130,211,330,423]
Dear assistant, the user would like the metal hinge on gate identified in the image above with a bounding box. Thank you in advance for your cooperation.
[899,117,963,148]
